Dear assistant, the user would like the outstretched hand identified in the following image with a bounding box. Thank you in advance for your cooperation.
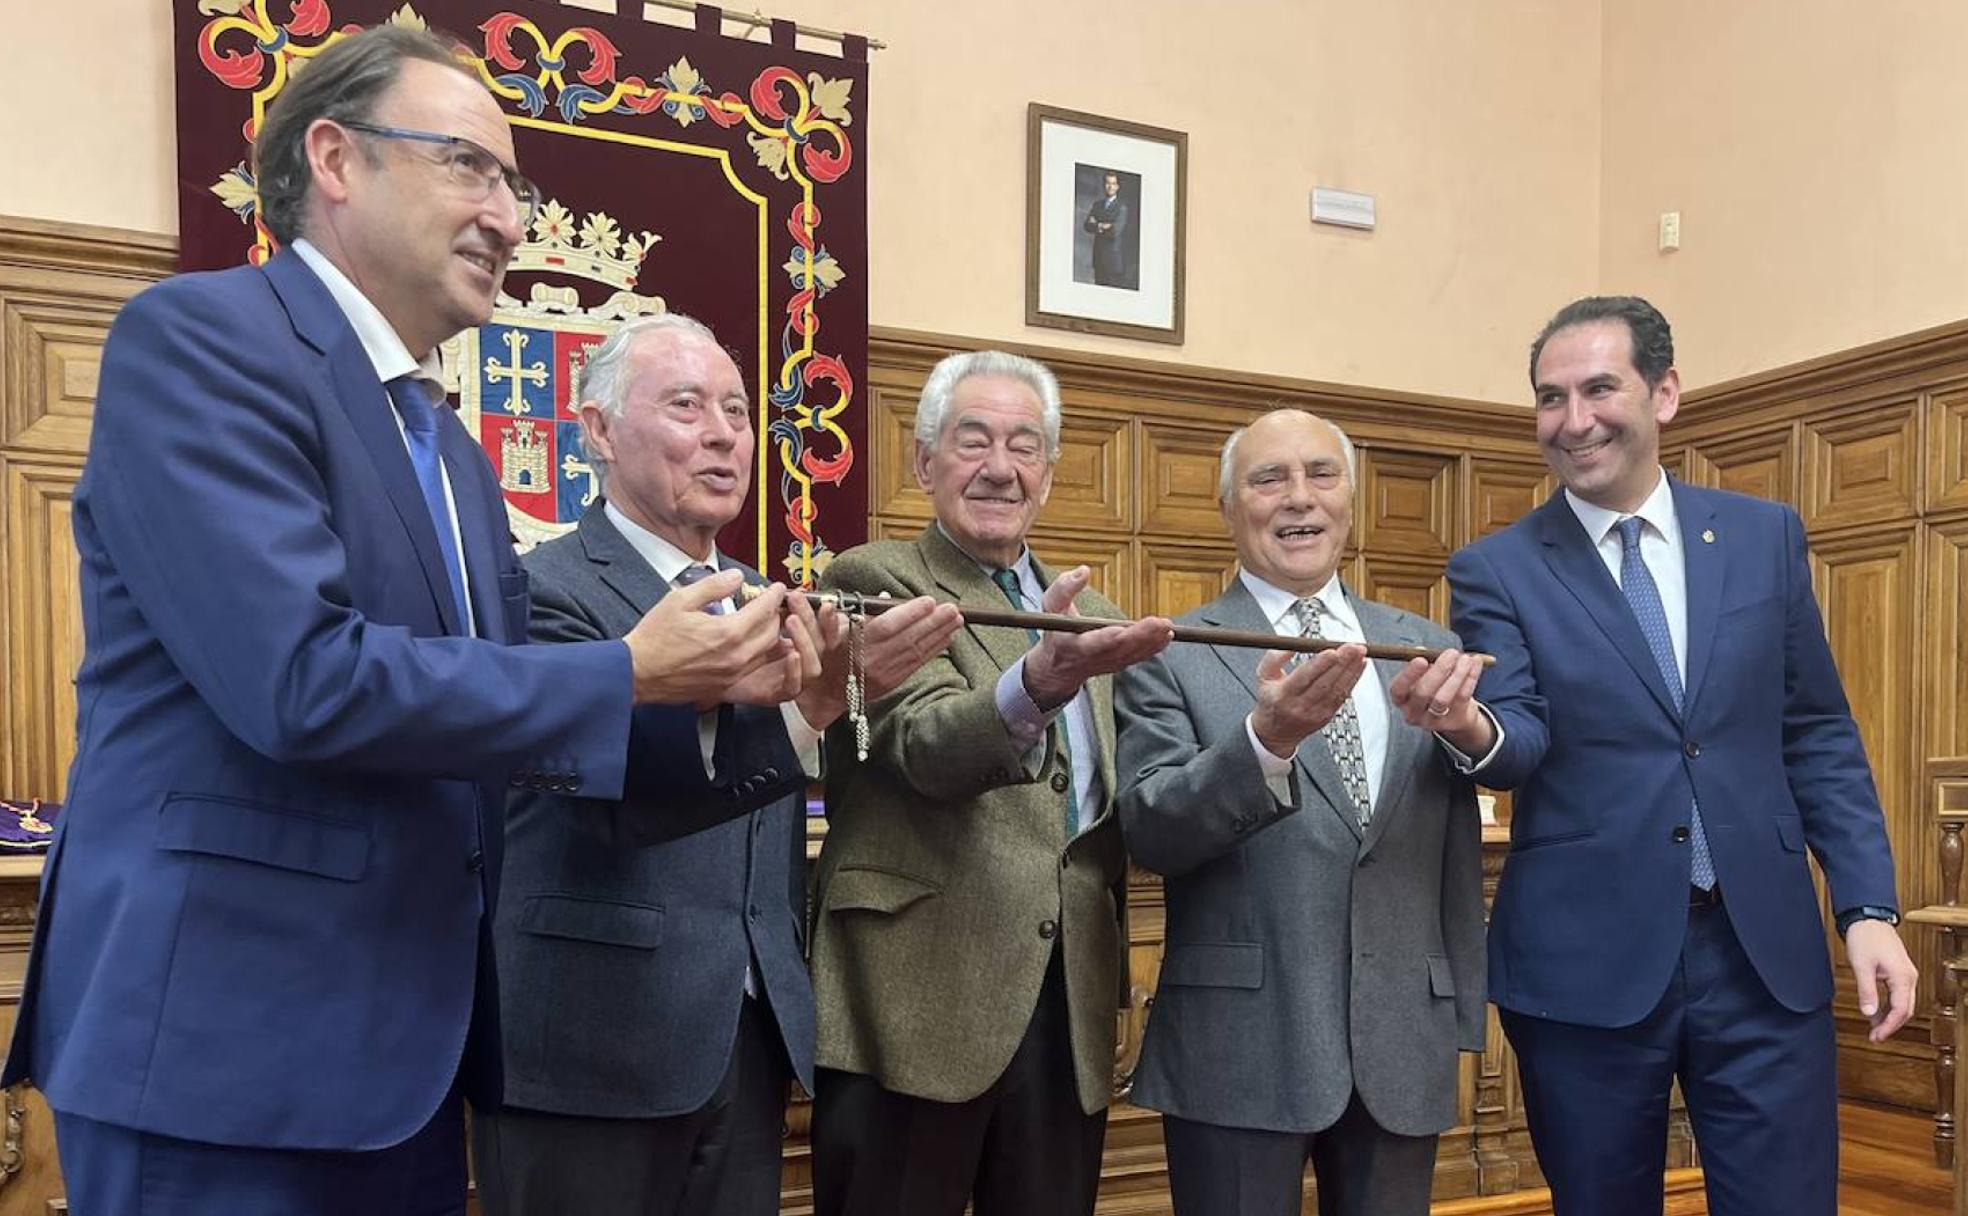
[797,593,965,728]
[1249,645,1369,758]
[1022,566,1174,710]
[1387,649,1495,755]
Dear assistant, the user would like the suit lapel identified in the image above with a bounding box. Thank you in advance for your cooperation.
[263,251,464,636]
[579,506,674,616]
[1199,581,1359,836]
[1675,481,1725,717]
[1535,495,1679,721]
[1352,592,1431,858]
[918,525,1032,674]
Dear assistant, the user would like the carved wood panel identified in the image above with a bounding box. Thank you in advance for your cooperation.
[1357,553,1449,626]
[1,460,83,803]
[1925,382,1968,515]
[1358,448,1456,556]
[1802,397,1920,529]
[1026,531,1133,611]
[1467,454,1555,539]
[1138,421,1233,538]
[1137,542,1237,621]
[1686,426,1797,503]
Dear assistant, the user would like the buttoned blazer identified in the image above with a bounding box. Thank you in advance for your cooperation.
[1449,480,1898,1026]
[490,506,812,1116]
[2,251,643,1150]
[810,526,1128,1115]
[1116,580,1485,1136]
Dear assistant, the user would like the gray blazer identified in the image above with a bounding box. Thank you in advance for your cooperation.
[1116,579,1486,1137]
[490,506,814,1117]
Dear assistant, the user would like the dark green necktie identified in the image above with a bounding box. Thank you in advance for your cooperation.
[991,567,1077,839]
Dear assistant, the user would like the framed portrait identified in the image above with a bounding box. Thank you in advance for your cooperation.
[1025,104,1187,345]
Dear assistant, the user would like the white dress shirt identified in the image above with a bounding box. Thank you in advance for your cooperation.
[974,547,1104,838]
[603,501,823,779]
[291,239,476,635]
[1565,469,1687,683]
[1239,570,1390,810]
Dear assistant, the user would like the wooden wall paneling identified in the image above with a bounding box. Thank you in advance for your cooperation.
[1466,454,1555,539]
[1811,523,1936,1107]
[1026,531,1133,610]
[1357,552,1450,627]
[1925,380,1968,516]
[1927,518,1968,762]
[1685,425,1798,503]
[1136,541,1238,621]
[2,460,84,802]
[1357,447,1456,558]
[1138,421,1234,539]
[865,372,928,522]
[1801,396,1921,531]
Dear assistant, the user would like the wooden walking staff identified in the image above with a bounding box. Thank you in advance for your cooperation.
[736,585,1495,760]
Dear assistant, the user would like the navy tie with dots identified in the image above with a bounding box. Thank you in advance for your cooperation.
[674,563,727,613]
[1615,516,1716,891]
[389,375,470,635]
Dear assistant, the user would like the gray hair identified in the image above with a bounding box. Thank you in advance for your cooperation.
[576,312,729,494]
[1218,409,1358,502]
[914,350,1062,461]
[254,25,473,245]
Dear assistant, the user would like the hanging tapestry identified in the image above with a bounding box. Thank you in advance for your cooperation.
[173,0,870,582]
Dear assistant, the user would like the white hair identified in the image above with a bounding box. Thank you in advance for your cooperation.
[914,350,1062,461]
[575,312,728,494]
[1218,409,1358,502]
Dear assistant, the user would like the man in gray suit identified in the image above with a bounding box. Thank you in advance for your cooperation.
[1116,408,1493,1216]
[472,314,960,1216]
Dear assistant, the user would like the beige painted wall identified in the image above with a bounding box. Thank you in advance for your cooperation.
[1599,0,1968,389]
[6,0,1599,405]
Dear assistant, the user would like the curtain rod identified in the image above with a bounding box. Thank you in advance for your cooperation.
[641,0,887,51]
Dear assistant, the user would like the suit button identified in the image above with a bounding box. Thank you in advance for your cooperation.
[466,850,484,873]
[510,774,527,788]
[749,904,761,921]
[763,767,780,782]
[1359,856,1377,868]
[1050,771,1070,794]
[1684,741,1701,758]
[1038,919,1058,940]
[1672,825,1691,843]
[566,773,581,792]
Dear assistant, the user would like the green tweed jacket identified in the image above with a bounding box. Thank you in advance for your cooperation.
[812,525,1128,1115]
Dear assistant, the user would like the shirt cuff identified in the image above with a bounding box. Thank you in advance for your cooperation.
[995,657,1056,752]
[1246,714,1295,804]
[1438,702,1505,774]
[781,702,824,780]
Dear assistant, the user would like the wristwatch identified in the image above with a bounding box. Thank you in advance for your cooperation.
[1835,905,1900,936]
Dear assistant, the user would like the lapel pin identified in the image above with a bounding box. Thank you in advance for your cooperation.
[1701,529,1715,544]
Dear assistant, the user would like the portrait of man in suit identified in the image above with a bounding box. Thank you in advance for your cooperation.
[1115,408,1491,1216]
[3,27,812,1216]
[807,350,1173,1216]
[1076,166,1138,289]
[471,314,960,1216]
[1447,296,1920,1215]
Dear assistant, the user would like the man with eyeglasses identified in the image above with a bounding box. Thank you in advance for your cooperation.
[2,25,816,1216]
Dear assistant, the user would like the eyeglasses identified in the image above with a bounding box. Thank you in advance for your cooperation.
[339,121,541,226]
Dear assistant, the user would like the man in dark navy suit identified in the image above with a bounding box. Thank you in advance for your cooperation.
[1441,295,1919,1215]
[2,26,820,1216]
[473,314,960,1216]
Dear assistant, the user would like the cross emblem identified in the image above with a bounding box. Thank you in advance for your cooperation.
[483,328,549,415]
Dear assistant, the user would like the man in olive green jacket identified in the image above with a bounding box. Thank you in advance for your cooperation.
[809,350,1173,1216]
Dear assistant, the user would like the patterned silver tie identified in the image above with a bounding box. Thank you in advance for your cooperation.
[1291,597,1373,825]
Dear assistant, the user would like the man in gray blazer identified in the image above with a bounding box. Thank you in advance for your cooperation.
[1116,408,1493,1216]
[471,314,959,1216]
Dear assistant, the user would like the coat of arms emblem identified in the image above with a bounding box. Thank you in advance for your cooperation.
[442,200,664,550]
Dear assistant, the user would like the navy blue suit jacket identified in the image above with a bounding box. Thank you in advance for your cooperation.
[2,250,644,1152]
[493,508,814,1118]
[1448,480,1898,1028]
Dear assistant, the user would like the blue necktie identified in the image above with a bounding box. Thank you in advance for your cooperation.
[674,562,727,613]
[389,376,470,634]
[1615,517,1715,891]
